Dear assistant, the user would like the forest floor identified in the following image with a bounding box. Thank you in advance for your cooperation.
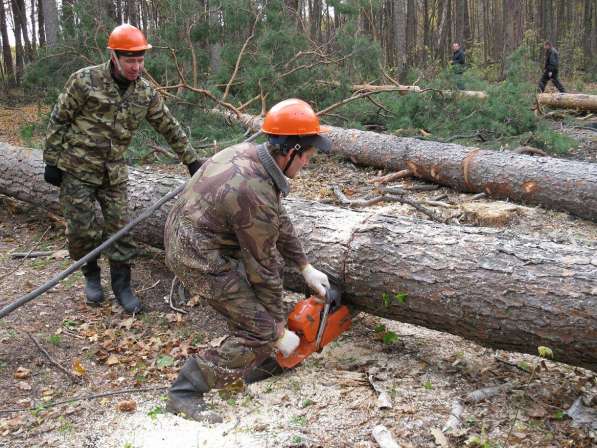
[0,104,596,448]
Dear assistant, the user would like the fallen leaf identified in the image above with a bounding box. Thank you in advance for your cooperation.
[16,381,31,391]
[209,335,227,347]
[527,404,547,418]
[72,358,86,376]
[117,400,137,412]
[51,249,69,259]
[14,367,31,379]
[430,427,450,448]
[106,354,120,366]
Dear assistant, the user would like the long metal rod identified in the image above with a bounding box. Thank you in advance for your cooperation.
[0,130,263,319]
[0,184,184,318]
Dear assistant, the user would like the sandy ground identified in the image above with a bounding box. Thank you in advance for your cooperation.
[0,105,596,448]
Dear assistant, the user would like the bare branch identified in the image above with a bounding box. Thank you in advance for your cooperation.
[222,10,261,101]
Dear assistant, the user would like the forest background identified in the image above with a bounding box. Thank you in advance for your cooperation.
[0,0,596,156]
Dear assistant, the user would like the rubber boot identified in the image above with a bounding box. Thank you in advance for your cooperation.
[81,259,104,306]
[166,358,223,423]
[244,356,284,384]
[109,262,142,314]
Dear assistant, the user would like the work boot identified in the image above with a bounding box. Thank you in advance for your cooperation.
[244,356,284,384]
[109,262,142,314]
[166,358,223,423]
[81,259,104,306]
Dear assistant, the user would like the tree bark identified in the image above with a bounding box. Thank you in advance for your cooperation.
[538,92,597,112]
[41,0,58,47]
[0,143,595,371]
[0,1,14,84]
[325,82,488,99]
[215,110,597,222]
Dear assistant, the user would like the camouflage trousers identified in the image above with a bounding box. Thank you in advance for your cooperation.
[182,270,278,388]
[59,173,137,263]
[167,263,277,388]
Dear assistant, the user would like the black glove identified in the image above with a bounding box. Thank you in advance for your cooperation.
[44,164,63,187]
[187,160,202,177]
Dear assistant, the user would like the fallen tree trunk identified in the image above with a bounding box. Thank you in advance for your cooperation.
[1,143,596,371]
[216,110,597,222]
[538,92,597,112]
[317,81,488,99]
[321,82,597,110]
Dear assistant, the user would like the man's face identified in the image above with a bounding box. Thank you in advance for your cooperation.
[114,55,145,81]
[452,43,460,52]
[285,147,316,179]
[544,43,550,51]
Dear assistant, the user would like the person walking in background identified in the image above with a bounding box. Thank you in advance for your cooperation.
[538,41,565,93]
[450,42,466,90]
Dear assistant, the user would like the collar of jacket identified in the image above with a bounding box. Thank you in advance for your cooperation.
[257,143,290,197]
[101,61,139,96]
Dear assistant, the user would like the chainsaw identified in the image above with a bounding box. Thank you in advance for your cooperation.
[276,285,352,368]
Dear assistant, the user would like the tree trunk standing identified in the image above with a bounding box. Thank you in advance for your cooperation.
[481,0,489,62]
[454,0,466,45]
[11,0,25,83]
[0,0,14,84]
[405,0,416,66]
[37,0,45,47]
[462,0,471,46]
[218,110,597,222]
[583,0,593,69]
[422,0,431,63]
[116,0,122,24]
[0,143,595,371]
[30,0,36,53]
[41,0,57,47]
[392,0,407,78]
[15,0,32,62]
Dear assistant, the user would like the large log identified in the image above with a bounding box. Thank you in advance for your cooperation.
[322,82,597,110]
[317,81,488,99]
[538,92,597,112]
[217,110,597,222]
[0,143,596,370]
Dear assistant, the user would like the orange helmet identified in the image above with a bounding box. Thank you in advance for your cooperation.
[262,99,329,136]
[107,24,152,51]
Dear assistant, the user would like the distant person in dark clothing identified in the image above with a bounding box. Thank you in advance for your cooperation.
[450,42,465,90]
[538,41,565,93]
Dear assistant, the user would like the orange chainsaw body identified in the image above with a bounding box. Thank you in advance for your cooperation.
[276,296,351,368]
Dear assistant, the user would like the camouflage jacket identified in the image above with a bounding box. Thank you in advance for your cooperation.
[44,61,197,185]
[165,142,308,321]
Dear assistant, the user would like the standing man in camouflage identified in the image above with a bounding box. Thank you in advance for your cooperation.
[43,24,201,314]
[538,41,565,93]
[164,99,331,423]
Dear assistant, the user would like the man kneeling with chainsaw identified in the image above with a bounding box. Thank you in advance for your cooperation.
[164,98,331,423]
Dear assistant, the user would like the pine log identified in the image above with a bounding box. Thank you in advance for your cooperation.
[0,143,596,371]
[317,81,488,99]
[538,92,597,112]
[215,110,597,222]
[322,82,597,109]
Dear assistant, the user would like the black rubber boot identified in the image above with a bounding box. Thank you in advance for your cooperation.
[244,356,284,384]
[81,259,104,306]
[109,262,142,314]
[166,358,223,423]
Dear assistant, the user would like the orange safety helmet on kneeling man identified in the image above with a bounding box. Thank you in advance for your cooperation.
[107,24,152,52]
[262,99,329,136]
[262,99,331,154]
